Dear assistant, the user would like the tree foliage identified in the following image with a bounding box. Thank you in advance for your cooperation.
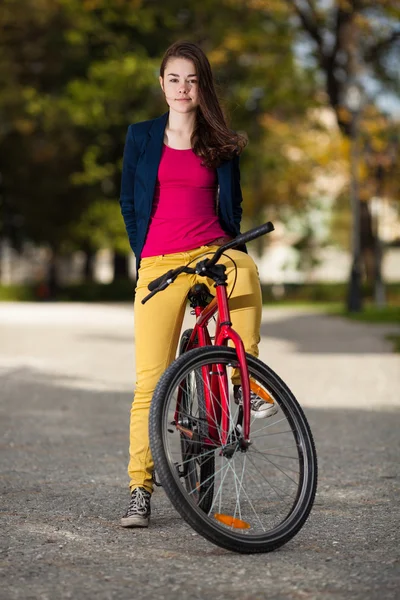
[0,0,317,257]
[0,0,398,288]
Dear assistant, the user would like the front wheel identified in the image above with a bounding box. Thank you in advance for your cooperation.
[149,346,318,554]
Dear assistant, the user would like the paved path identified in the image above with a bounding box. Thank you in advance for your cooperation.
[1,303,399,600]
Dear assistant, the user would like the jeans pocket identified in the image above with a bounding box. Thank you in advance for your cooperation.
[136,255,164,289]
[139,255,163,269]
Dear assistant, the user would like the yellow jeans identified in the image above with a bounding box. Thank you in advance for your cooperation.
[129,245,262,493]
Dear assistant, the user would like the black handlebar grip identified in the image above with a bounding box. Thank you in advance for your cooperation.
[142,279,171,304]
[141,288,159,304]
[232,221,274,246]
[208,221,275,267]
[148,269,175,292]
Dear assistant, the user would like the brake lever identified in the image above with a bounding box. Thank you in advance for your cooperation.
[195,258,211,274]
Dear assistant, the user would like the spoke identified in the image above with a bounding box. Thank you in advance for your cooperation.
[225,455,266,532]
[254,452,299,460]
[232,452,246,524]
[250,447,300,482]
[251,429,295,439]
[246,450,296,502]
[186,456,228,498]
[237,453,286,522]
[194,376,221,432]
[250,446,301,476]
[250,415,291,435]
[169,444,216,470]
[207,454,232,514]
[250,443,297,452]
[201,373,234,436]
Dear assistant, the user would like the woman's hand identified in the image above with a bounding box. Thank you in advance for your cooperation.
[206,236,233,247]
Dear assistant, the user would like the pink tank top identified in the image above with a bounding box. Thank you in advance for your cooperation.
[141,145,227,257]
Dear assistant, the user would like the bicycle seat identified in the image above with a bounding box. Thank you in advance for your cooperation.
[187,284,213,307]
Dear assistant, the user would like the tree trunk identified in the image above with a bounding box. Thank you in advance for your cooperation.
[113,251,129,281]
[46,249,59,300]
[360,201,375,285]
[82,248,95,282]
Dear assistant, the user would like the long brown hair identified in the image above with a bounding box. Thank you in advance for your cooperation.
[159,41,247,168]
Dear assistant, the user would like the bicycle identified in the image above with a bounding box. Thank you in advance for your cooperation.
[142,222,318,553]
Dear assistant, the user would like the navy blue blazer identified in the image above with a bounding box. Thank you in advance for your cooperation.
[119,111,244,271]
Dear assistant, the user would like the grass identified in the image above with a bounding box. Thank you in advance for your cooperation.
[263,300,342,310]
[0,284,37,301]
[263,301,400,322]
[386,334,400,352]
[262,301,400,352]
[329,304,400,325]
[0,280,135,302]
[326,303,400,353]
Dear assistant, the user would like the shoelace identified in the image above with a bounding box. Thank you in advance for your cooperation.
[235,388,273,412]
[249,391,267,410]
[126,488,150,516]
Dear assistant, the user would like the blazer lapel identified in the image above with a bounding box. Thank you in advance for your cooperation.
[145,112,169,214]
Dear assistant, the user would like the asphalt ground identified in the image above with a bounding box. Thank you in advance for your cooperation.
[1,302,399,600]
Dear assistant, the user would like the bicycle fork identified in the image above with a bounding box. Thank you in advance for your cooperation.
[204,284,252,448]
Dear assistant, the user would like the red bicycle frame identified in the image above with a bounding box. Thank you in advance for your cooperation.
[147,223,275,452]
[181,283,252,446]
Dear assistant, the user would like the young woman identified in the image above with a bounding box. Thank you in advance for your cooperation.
[119,40,277,528]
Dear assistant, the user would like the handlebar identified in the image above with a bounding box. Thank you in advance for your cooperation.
[141,221,274,304]
[148,269,175,292]
[206,221,274,268]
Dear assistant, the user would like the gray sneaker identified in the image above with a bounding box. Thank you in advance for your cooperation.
[121,487,151,528]
[234,385,278,419]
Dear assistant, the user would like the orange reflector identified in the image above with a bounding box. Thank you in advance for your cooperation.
[250,380,274,404]
[214,513,251,529]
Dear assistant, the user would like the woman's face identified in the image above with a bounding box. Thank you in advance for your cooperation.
[160,57,199,113]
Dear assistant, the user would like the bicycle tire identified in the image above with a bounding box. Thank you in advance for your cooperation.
[178,329,215,513]
[179,329,195,355]
[149,346,318,554]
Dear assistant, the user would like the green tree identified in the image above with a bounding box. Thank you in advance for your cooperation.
[0,0,327,287]
[0,0,162,282]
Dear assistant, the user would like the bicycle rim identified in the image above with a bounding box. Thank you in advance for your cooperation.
[150,347,317,553]
[178,364,215,512]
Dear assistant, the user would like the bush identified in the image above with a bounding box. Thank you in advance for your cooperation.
[0,284,37,301]
[1,280,399,304]
[57,279,135,302]
[261,282,400,305]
